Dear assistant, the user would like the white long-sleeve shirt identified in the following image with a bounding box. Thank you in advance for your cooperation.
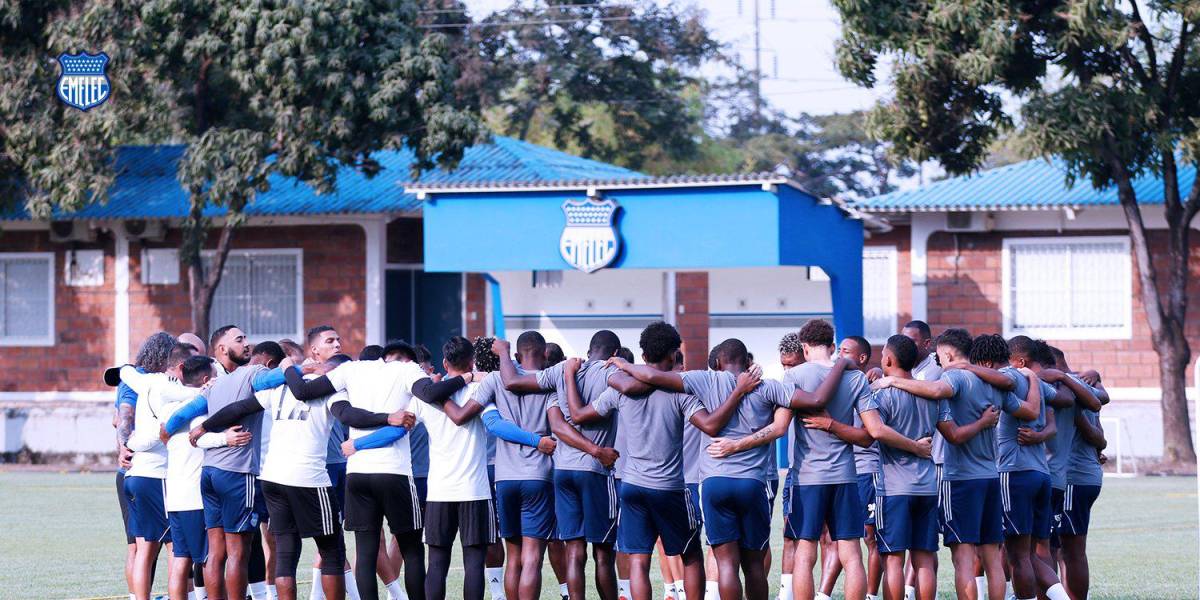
[122,367,200,479]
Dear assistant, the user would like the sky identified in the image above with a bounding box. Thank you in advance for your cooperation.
[457,0,893,118]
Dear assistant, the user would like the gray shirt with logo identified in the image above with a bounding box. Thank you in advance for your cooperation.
[861,386,938,496]
[937,369,1021,481]
[783,362,870,486]
[681,370,793,481]
[475,371,555,482]
[996,367,1054,474]
[204,364,267,475]
[538,360,618,474]
[592,388,702,491]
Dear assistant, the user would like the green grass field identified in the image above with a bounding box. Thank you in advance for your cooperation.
[2,471,1195,599]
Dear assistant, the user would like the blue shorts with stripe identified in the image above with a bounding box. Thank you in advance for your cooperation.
[170,510,208,560]
[1052,484,1101,538]
[1000,470,1052,539]
[124,475,170,542]
[617,482,702,556]
[554,469,617,544]
[939,477,1003,546]
[788,482,864,541]
[875,495,938,554]
[700,477,772,550]
[686,482,703,529]
[201,466,263,533]
[496,479,556,540]
[857,473,878,527]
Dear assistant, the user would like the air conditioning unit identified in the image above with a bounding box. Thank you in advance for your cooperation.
[48,221,96,243]
[121,219,166,241]
[945,211,994,232]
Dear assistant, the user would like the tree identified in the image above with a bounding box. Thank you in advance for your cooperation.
[834,0,1200,467]
[2,1,481,337]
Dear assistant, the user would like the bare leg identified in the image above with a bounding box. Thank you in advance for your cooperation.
[518,536,547,600]
[977,544,1006,600]
[504,538,523,600]
[818,528,841,596]
[132,539,163,600]
[205,528,227,600]
[712,542,744,600]
[837,538,867,600]
[792,540,819,600]
[169,556,193,600]
[950,544,980,600]
[261,521,276,590]
[1059,535,1089,600]
[740,548,770,600]
[593,542,620,600]
[225,530,251,600]
[882,553,906,600]
[629,553,653,600]
[680,545,707,600]
[565,540,588,600]
[549,539,569,594]
[865,525,882,598]
[911,551,937,600]
[1005,535,1037,599]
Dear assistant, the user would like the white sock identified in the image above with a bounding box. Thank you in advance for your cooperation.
[344,570,362,600]
[267,584,277,600]
[130,595,137,600]
[309,568,326,600]
[559,582,569,599]
[486,567,506,600]
[1045,583,1071,600]
[249,581,269,600]
[777,574,793,600]
[196,588,209,600]
[675,580,687,600]
[705,580,720,600]
[665,581,680,600]
[618,578,631,600]
[904,585,916,600]
[385,577,408,600]
[188,592,199,600]
[867,594,880,600]
[975,576,987,600]
[815,593,832,600]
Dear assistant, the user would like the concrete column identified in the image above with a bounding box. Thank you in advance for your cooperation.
[114,227,130,364]
[360,218,387,344]
[909,213,942,323]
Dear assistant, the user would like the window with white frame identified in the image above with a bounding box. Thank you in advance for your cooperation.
[0,253,55,346]
[862,247,898,343]
[1003,237,1131,339]
[205,250,303,340]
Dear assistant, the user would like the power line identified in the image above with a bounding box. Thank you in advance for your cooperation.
[418,2,637,15]
[418,15,659,29]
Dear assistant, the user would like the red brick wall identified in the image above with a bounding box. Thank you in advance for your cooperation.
[676,271,710,370]
[464,273,487,339]
[0,230,115,392]
[924,229,1200,388]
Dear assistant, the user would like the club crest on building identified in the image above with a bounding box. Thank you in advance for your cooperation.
[559,198,621,273]
[56,52,111,112]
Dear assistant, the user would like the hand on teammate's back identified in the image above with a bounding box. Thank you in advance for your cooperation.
[536,436,557,455]
[942,360,970,371]
[117,443,133,469]
[341,439,356,458]
[1038,368,1066,383]
[913,436,933,458]
[801,412,834,432]
[591,446,619,468]
[1080,370,1102,386]
[603,356,629,371]
[158,424,171,444]
[735,369,762,394]
[706,437,736,458]
[188,425,206,447]
[1016,427,1039,446]
[388,410,416,428]
[564,357,582,375]
[979,405,1001,428]
[871,375,894,390]
[865,367,884,382]
[224,425,251,447]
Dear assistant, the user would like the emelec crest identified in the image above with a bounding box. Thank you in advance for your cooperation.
[56,52,111,112]
[559,198,621,273]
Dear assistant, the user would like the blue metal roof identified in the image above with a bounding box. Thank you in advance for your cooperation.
[2,136,645,221]
[854,157,1197,212]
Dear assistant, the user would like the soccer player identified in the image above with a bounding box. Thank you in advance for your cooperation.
[496,330,625,600]
[873,329,1043,600]
[545,343,566,367]
[773,331,804,600]
[180,332,208,355]
[566,322,756,600]
[855,335,937,600]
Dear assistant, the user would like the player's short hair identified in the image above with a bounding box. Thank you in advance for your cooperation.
[707,345,720,370]
[1048,345,1065,364]
[252,340,286,365]
[306,325,336,346]
[210,325,239,353]
[615,346,635,363]
[674,349,685,370]
[383,339,417,362]
[516,331,547,355]
[903,320,932,341]
[798,319,835,348]
[935,328,973,358]
[358,345,384,361]
[136,332,179,373]
[327,353,353,369]
[589,330,621,359]
[639,321,682,364]
[180,356,216,386]
[443,336,474,372]
[885,335,918,371]
[1006,335,1037,358]
[414,344,432,364]
[473,337,499,372]
[968,334,1009,365]
[778,332,803,356]
[278,339,304,361]
[845,335,872,362]
[168,342,197,370]
[1032,341,1058,368]
[716,338,750,370]
[544,343,566,366]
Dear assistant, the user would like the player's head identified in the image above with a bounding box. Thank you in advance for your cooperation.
[473,336,500,373]
[326,353,353,370]
[178,332,207,356]
[210,325,250,367]
[673,349,686,372]
[615,346,636,363]
[164,341,200,379]
[358,345,384,361]
[383,339,417,363]
[967,333,1009,368]
[882,334,918,375]
[1007,335,1039,369]
[135,331,180,374]
[901,320,934,360]
[778,332,803,368]
[414,344,435,375]
[638,321,681,369]
[707,345,720,370]
[933,328,972,365]
[250,340,285,369]
[838,336,872,371]
[180,356,217,388]
[442,336,475,374]
[516,331,547,367]
[278,339,305,363]
[306,325,341,362]
[797,319,835,360]
[544,342,566,366]
[1048,345,1069,371]
[588,329,621,361]
[714,338,751,374]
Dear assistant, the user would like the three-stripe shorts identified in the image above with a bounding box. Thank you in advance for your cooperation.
[200,466,264,533]
[342,473,423,536]
[262,480,342,539]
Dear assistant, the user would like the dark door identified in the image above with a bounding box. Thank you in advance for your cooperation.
[385,270,462,368]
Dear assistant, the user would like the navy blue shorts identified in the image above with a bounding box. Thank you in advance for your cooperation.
[170,509,208,560]
[414,477,428,507]
[1001,470,1052,539]
[496,479,556,540]
[124,475,170,542]
[767,478,780,510]
[617,482,701,556]
[857,473,878,527]
[325,462,347,513]
[876,495,938,554]
[686,482,703,529]
[1053,484,1101,537]
[788,482,864,541]
[554,470,617,544]
[782,481,799,540]
[201,467,263,533]
[939,477,1002,546]
[700,477,772,550]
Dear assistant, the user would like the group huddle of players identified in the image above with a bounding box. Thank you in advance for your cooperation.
[110,317,1107,600]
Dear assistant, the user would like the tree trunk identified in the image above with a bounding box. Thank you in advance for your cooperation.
[1158,332,1196,467]
[184,218,238,339]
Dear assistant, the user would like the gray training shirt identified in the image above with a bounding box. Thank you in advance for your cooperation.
[860,387,938,496]
[475,371,555,482]
[996,367,1054,474]
[1067,409,1104,487]
[853,411,880,476]
[783,362,871,486]
[681,370,794,482]
[936,369,1021,482]
[592,388,702,491]
[537,360,618,474]
[204,364,267,474]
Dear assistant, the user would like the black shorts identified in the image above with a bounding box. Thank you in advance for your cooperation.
[116,471,134,545]
[425,499,497,548]
[343,473,422,535]
[262,480,342,539]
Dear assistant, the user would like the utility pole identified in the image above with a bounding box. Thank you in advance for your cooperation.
[753,0,761,129]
